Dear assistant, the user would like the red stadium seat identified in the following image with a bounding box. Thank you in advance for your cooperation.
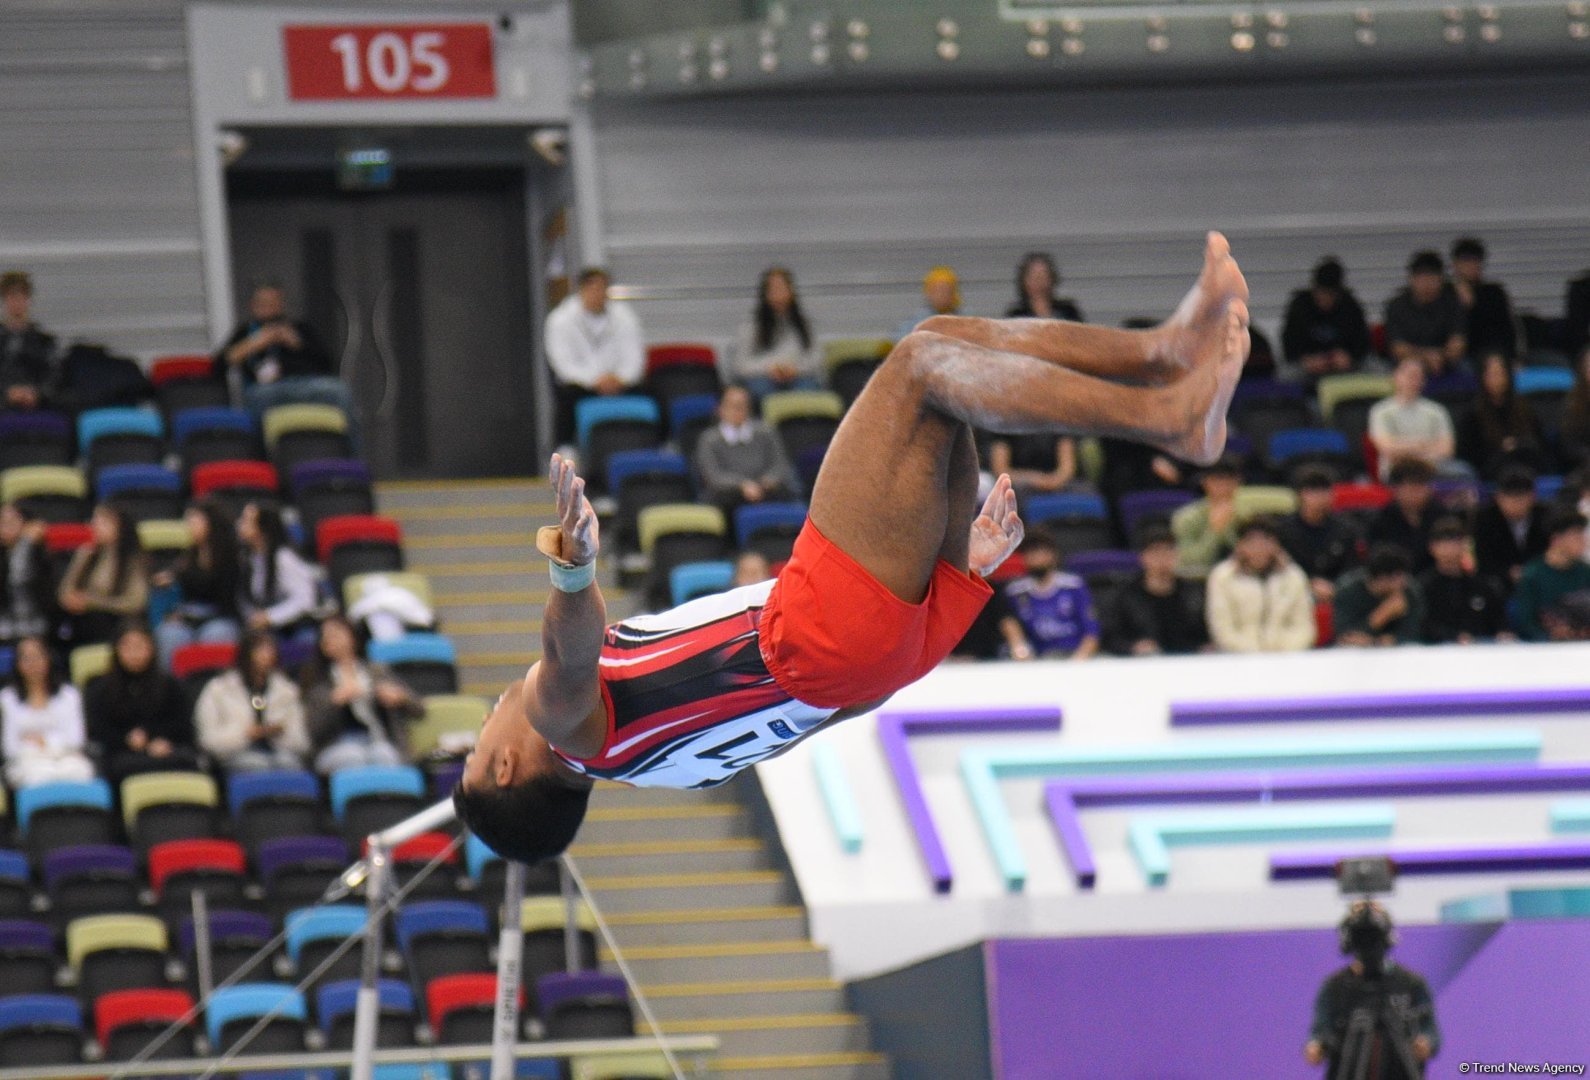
[362,831,459,865]
[645,343,717,371]
[317,514,403,563]
[1330,482,1392,512]
[425,973,521,1035]
[149,356,214,386]
[146,839,246,896]
[191,460,279,500]
[94,987,194,1049]
[170,642,237,681]
[43,523,94,554]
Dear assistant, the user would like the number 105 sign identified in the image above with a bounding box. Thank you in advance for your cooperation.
[283,23,497,101]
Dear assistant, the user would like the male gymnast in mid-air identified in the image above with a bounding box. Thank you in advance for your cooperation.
[454,233,1250,862]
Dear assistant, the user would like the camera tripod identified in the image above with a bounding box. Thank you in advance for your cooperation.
[1335,1000,1425,1080]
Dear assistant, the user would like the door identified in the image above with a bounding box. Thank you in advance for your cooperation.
[227,167,536,479]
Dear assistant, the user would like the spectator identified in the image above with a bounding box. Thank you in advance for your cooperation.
[1100,437,1184,502]
[732,550,773,588]
[217,283,357,448]
[1561,467,1590,560]
[1383,251,1466,375]
[1367,358,1458,483]
[1,636,93,787]
[1567,268,1590,364]
[1277,466,1361,604]
[896,266,961,340]
[1103,524,1209,656]
[1513,509,1590,641]
[1280,258,1370,379]
[84,621,198,782]
[58,504,148,645]
[1472,465,1549,586]
[1420,517,1512,645]
[1005,252,1084,322]
[1004,530,1098,659]
[237,502,321,643]
[1367,459,1441,573]
[694,385,799,514]
[153,501,241,670]
[300,615,419,774]
[1172,455,1243,579]
[1458,353,1548,479]
[1560,348,1590,472]
[1451,237,1519,360]
[729,267,821,399]
[195,627,310,771]
[0,503,53,647]
[1333,544,1425,647]
[988,434,1080,497]
[0,270,58,410]
[950,584,1033,661]
[1205,516,1315,653]
[543,267,645,450]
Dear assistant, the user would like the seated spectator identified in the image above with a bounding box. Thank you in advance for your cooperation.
[896,266,961,340]
[238,502,321,644]
[85,621,198,782]
[1333,545,1425,648]
[544,267,645,450]
[1172,455,1243,578]
[1560,349,1590,472]
[1103,524,1209,656]
[1513,509,1590,641]
[1472,465,1549,586]
[1206,516,1315,653]
[1457,353,1547,479]
[0,270,58,410]
[58,504,148,645]
[950,585,1033,661]
[195,627,310,771]
[1281,258,1370,380]
[0,503,53,648]
[694,385,799,514]
[300,615,419,775]
[154,501,241,670]
[1278,466,1361,604]
[1100,437,1184,500]
[1561,467,1590,559]
[729,267,821,399]
[1451,237,1518,360]
[733,550,773,588]
[2,636,92,786]
[1419,517,1512,645]
[988,434,1080,497]
[1006,252,1084,322]
[1368,460,1441,573]
[1383,251,1466,376]
[217,282,358,449]
[1368,358,1458,483]
[1005,530,1098,659]
[1567,268,1590,365]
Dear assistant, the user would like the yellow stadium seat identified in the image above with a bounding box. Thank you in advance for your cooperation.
[1317,373,1394,422]
[342,571,434,612]
[120,771,219,833]
[637,504,727,556]
[408,695,490,758]
[761,390,844,428]
[521,895,597,935]
[262,403,348,449]
[1,465,87,505]
[137,518,191,554]
[69,643,112,688]
[571,1054,672,1080]
[66,913,167,970]
[821,337,893,372]
[1235,484,1301,519]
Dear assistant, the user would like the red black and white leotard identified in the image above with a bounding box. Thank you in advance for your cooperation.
[549,580,837,789]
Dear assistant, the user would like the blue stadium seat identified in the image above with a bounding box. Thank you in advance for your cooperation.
[670,561,735,606]
[1537,475,1565,501]
[0,852,30,920]
[394,900,490,954]
[574,395,660,451]
[315,978,413,1035]
[284,906,367,967]
[205,984,307,1052]
[368,634,458,668]
[668,393,718,436]
[227,769,321,818]
[328,765,425,821]
[1265,427,1352,467]
[734,501,807,550]
[172,406,254,444]
[1516,366,1574,395]
[15,779,112,833]
[464,835,501,883]
[76,408,163,455]
[1025,492,1109,523]
[95,463,181,501]
[0,919,58,996]
[606,449,689,494]
[0,994,84,1064]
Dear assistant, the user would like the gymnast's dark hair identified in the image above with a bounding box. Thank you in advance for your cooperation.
[453,770,592,866]
[753,266,811,353]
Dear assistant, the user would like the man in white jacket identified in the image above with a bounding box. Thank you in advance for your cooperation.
[543,267,646,450]
[1206,516,1316,653]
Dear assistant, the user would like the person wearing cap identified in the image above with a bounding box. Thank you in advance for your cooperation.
[1278,466,1361,604]
[1367,357,1457,483]
[1513,509,1590,641]
[1472,464,1550,585]
[1281,257,1370,379]
[896,265,962,340]
[1450,237,1519,360]
[1333,544,1425,648]
[1419,516,1512,645]
[0,270,59,411]
[1103,524,1209,656]
[1171,454,1244,579]
[1205,516,1315,653]
[1383,251,1466,375]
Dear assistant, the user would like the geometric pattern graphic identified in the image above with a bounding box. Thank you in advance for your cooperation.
[1126,803,1396,886]
[1170,686,1590,726]
[1271,840,1590,879]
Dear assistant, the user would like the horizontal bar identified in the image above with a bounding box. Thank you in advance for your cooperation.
[1171,687,1590,726]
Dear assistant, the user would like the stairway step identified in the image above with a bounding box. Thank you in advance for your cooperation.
[587,781,742,809]
[609,939,828,983]
[602,906,808,948]
[707,1052,890,1079]
[642,979,846,1022]
[446,617,544,637]
[384,509,544,536]
[570,837,768,878]
[583,871,792,914]
[405,531,539,551]
[656,1014,870,1059]
[439,603,547,624]
[375,479,546,508]
[579,804,754,843]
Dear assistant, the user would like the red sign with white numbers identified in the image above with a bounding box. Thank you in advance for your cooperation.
[283,23,497,101]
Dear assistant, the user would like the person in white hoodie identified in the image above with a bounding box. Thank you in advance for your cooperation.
[1206,516,1316,653]
[1,636,94,787]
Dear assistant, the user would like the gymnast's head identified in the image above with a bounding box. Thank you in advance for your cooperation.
[452,678,593,864]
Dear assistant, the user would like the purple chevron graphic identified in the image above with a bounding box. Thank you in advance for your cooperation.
[1171,686,1590,726]
[1271,840,1590,879]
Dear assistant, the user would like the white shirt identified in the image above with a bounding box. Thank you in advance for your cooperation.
[544,295,646,388]
[718,422,754,446]
[1,684,86,759]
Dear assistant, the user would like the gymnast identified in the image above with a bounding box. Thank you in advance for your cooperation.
[454,233,1250,862]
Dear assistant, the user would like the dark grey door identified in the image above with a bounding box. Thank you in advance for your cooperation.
[227,170,535,479]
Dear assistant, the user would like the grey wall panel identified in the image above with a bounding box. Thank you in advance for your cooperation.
[589,72,1590,345]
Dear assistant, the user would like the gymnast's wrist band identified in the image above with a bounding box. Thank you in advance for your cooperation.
[537,525,596,593]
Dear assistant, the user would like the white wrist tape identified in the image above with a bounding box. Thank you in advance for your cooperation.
[537,525,595,592]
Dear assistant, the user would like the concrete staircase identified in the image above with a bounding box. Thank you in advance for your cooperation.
[376,479,891,1080]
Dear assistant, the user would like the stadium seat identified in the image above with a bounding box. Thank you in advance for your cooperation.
[179,910,275,989]
[1230,381,1312,453]
[1025,492,1114,553]
[1318,373,1393,466]
[96,463,184,523]
[170,641,237,690]
[151,356,228,419]
[69,641,113,687]
[669,560,735,606]
[77,407,165,479]
[43,521,94,580]
[264,404,353,477]
[147,839,248,922]
[576,396,663,495]
[645,344,720,411]
[285,906,368,990]
[16,779,116,863]
[466,837,561,921]
[646,343,716,369]
[1264,427,1354,481]
[95,987,196,1061]
[537,971,633,1041]
[372,831,463,902]
[761,389,843,461]
[637,504,729,607]
[395,900,492,992]
[342,570,434,614]
[1064,549,1143,598]
[329,765,426,848]
[315,978,415,1050]
[1424,368,1479,412]
[667,393,719,462]
[571,1055,674,1080]
[43,844,140,926]
[66,913,169,1004]
[609,450,695,553]
[0,851,29,919]
[407,695,487,759]
[520,897,598,1004]
[191,460,280,520]
[121,771,220,851]
[368,635,459,697]
[823,338,892,406]
[426,973,519,1045]
[1117,489,1197,540]
[1517,365,1574,434]
[0,919,62,997]
[292,459,375,544]
[206,983,308,1055]
[0,995,84,1065]
[172,407,260,472]
[734,501,806,563]
[136,517,192,576]
[318,515,405,590]
[257,837,347,922]
[1,464,89,523]
[228,769,323,858]
[0,411,73,470]
[1331,481,1392,530]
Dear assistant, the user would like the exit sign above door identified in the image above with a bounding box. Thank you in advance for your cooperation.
[283,23,497,101]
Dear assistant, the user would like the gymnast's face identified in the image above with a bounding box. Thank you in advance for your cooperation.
[462,679,550,793]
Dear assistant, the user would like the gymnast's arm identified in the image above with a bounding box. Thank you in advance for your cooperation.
[530,455,607,747]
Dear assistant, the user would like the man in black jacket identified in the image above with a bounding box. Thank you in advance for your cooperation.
[1472,465,1549,586]
[1103,524,1208,656]
[1419,517,1512,644]
[0,270,58,411]
[1451,237,1518,360]
[1566,269,1590,362]
[1367,460,1441,573]
[1278,466,1361,605]
[1281,258,1371,380]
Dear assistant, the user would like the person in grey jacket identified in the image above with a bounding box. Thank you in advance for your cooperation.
[195,628,310,771]
[694,385,799,514]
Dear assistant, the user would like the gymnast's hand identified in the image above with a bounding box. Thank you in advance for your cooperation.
[969,473,1024,578]
[551,453,600,566]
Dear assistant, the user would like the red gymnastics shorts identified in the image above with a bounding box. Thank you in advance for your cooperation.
[758,518,993,709]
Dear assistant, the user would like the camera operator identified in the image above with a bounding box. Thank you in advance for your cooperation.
[1305,901,1441,1079]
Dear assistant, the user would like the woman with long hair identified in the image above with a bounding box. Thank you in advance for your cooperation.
[1006,252,1084,322]
[1457,353,1548,478]
[0,503,53,647]
[154,500,242,669]
[194,626,309,771]
[237,501,319,641]
[299,614,419,774]
[85,620,197,781]
[58,503,149,644]
[729,266,822,399]
[1,636,93,786]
